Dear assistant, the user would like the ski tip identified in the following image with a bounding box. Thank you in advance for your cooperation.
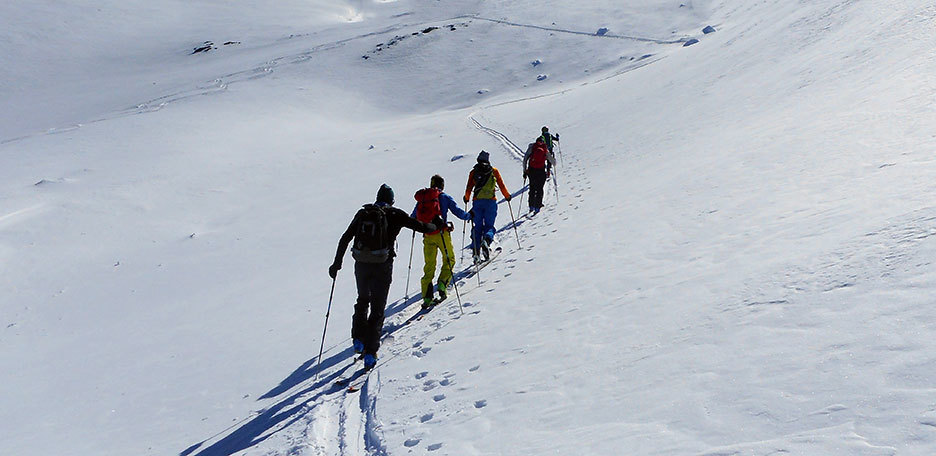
[347,386,360,393]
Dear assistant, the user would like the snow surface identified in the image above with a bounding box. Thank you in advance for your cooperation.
[3,0,936,455]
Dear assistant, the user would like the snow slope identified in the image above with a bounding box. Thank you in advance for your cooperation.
[3,0,936,455]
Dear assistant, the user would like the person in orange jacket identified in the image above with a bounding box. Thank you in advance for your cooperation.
[463,150,511,263]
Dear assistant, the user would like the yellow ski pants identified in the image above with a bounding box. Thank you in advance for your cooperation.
[421,231,455,297]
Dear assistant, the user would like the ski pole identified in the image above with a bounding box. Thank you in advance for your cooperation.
[470,218,481,286]
[314,277,337,381]
[552,170,559,205]
[404,231,415,300]
[460,202,468,264]
[506,197,522,249]
[517,175,527,214]
[439,232,464,315]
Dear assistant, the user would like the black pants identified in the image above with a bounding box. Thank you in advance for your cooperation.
[352,260,393,355]
[527,167,548,210]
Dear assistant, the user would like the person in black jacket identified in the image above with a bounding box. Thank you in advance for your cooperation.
[329,184,438,369]
[540,126,559,152]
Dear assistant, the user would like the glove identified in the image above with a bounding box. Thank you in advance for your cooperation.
[463,195,469,204]
[328,262,341,279]
[468,209,475,219]
[447,221,455,232]
[522,171,527,180]
[555,133,559,141]
[431,215,445,229]
[505,195,512,202]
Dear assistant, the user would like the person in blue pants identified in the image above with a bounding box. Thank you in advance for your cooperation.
[462,151,512,263]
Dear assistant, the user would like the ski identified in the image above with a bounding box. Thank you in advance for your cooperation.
[465,246,502,277]
[332,355,364,388]
[415,300,444,321]
[346,362,381,392]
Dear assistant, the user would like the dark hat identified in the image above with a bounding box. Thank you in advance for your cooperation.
[477,150,490,163]
[376,183,394,205]
[535,136,544,143]
[541,126,549,132]
[430,174,445,189]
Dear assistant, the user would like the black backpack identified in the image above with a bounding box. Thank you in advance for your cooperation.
[351,204,390,263]
[472,162,493,198]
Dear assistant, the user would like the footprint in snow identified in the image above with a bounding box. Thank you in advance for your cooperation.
[404,438,421,447]
[415,371,429,379]
[423,380,438,391]
[469,365,480,372]
[428,443,443,451]
[420,413,434,423]
[475,400,488,408]
[433,394,446,402]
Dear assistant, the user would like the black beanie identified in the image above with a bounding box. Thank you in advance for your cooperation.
[376,184,394,205]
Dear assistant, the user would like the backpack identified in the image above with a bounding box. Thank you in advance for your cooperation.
[351,204,390,263]
[472,162,494,198]
[414,188,442,233]
[530,142,549,169]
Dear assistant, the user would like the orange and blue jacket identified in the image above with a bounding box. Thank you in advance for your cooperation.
[464,167,511,202]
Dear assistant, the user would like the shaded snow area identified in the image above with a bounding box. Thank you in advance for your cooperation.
[3,0,936,455]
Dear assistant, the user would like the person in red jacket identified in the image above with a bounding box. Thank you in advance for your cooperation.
[463,151,511,263]
[523,137,556,214]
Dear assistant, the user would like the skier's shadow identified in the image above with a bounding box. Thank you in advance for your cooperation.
[180,351,356,456]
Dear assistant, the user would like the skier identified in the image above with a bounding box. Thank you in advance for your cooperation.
[412,175,471,309]
[463,151,512,263]
[523,137,556,214]
[329,184,439,369]
[540,126,560,153]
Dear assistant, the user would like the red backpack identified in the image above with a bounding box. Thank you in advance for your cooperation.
[414,188,442,233]
[530,142,549,169]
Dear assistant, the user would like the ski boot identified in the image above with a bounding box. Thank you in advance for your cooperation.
[363,353,378,370]
[353,339,365,354]
[421,284,435,309]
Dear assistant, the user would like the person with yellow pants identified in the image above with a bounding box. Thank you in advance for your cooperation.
[412,175,472,308]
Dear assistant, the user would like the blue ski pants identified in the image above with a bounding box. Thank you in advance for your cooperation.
[470,198,498,252]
